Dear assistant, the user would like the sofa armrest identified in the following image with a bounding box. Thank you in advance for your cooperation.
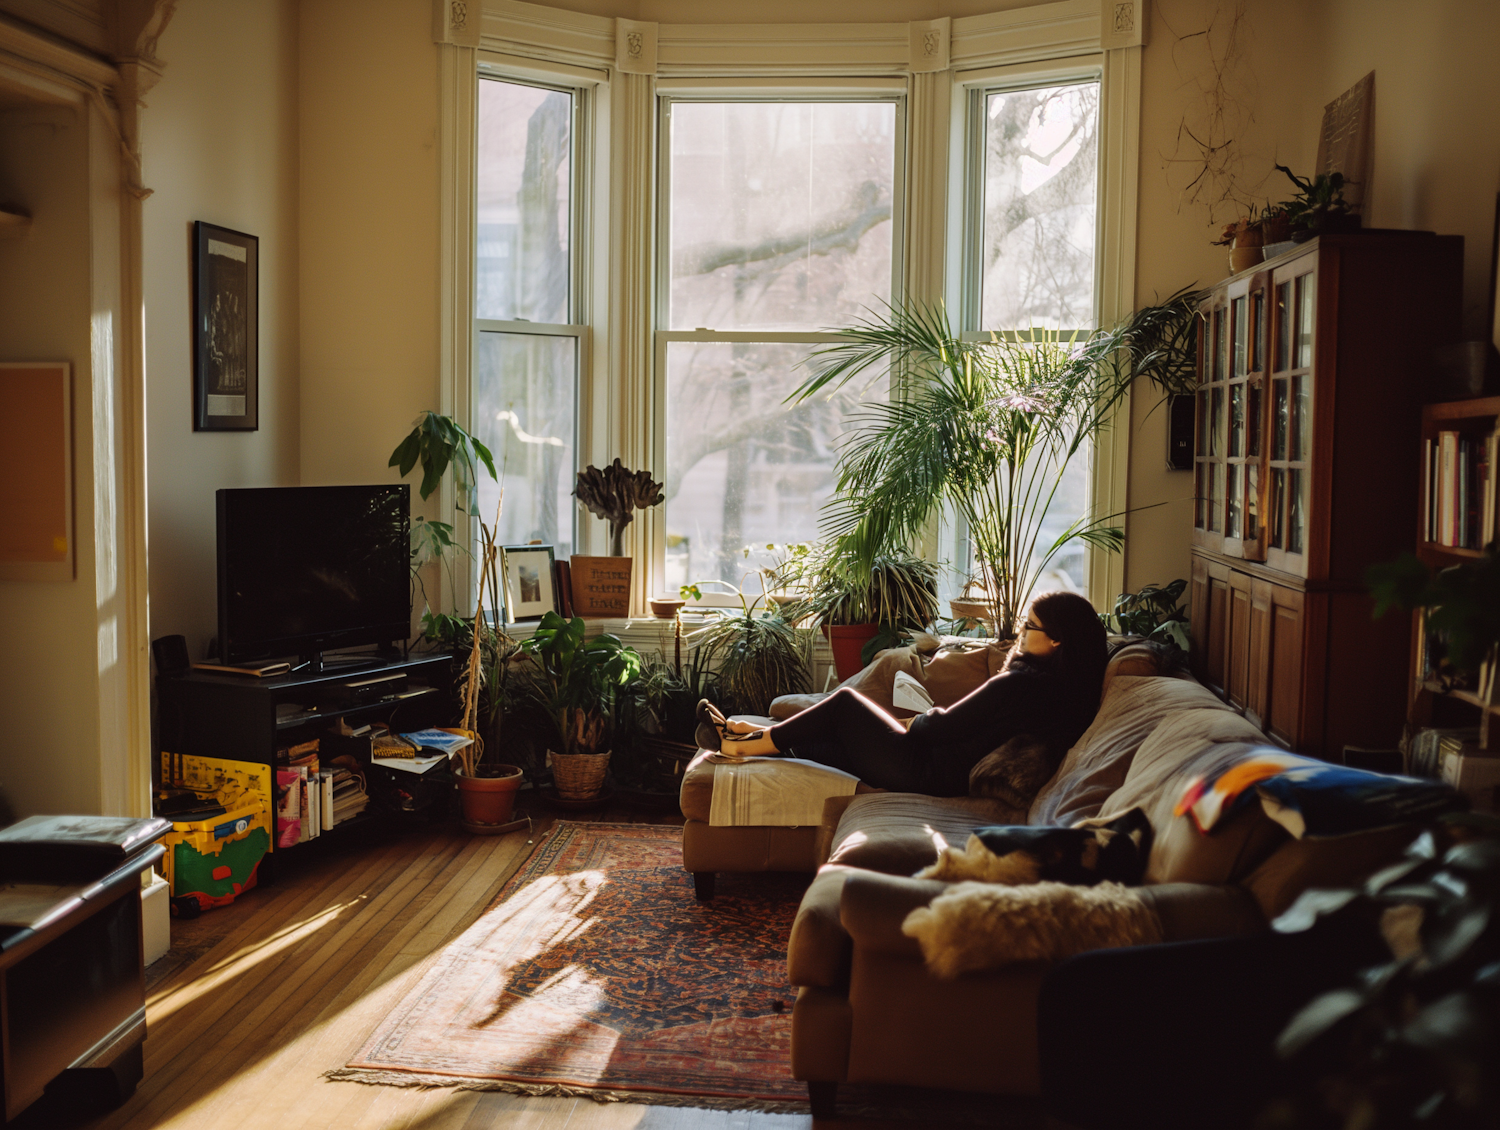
[838,871,949,960]
[788,866,854,988]
[1136,882,1268,943]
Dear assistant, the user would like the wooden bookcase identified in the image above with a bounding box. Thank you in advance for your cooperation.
[1408,395,1500,750]
[1188,231,1464,760]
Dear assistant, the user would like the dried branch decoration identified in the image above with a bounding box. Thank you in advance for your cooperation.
[573,458,665,557]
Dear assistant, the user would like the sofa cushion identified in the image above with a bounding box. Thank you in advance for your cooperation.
[1244,825,1422,920]
[826,793,1021,875]
[1029,676,1235,828]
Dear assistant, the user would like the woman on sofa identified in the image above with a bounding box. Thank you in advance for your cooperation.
[696,590,1108,797]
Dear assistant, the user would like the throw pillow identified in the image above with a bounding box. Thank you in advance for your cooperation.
[1255,764,1464,839]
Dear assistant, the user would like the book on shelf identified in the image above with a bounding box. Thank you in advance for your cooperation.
[1424,426,1498,550]
[274,770,302,848]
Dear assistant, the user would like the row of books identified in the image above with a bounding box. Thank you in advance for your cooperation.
[1423,429,1497,549]
[1404,725,1479,778]
[274,739,370,847]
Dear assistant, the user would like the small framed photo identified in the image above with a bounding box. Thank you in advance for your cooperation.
[193,221,258,431]
[502,545,557,622]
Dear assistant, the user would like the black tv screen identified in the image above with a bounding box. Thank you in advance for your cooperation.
[217,485,410,664]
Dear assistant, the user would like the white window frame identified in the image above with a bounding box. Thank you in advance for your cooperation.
[473,73,592,568]
[652,86,907,608]
[434,2,1144,618]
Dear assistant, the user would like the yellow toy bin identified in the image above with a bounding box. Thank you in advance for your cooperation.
[159,800,272,918]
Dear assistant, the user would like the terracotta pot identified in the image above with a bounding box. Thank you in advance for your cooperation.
[569,556,632,617]
[1229,246,1264,273]
[549,749,611,800]
[822,623,880,682]
[649,596,686,618]
[455,764,523,827]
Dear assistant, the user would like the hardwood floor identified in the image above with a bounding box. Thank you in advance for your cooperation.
[17,794,1039,1129]
[10,796,949,1130]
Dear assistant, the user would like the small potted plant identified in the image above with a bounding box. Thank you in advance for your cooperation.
[1275,163,1359,241]
[515,611,643,801]
[687,578,814,717]
[1212,207,1265,274]
[570,459,665,617]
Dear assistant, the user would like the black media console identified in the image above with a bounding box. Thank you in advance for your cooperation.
[156,651,456,870]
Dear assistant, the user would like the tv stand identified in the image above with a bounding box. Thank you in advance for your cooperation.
[156,652,455,869]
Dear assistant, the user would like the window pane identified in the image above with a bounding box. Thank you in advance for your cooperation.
[473,332,576,560]
[980,83,1098,331]
[663,341,878,590]
[477,80,571,323]
[667,102,896,331]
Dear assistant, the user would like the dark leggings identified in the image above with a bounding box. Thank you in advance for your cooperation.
[767,687,969,796]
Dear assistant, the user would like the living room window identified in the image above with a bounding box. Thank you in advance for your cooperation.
[472,77,584,559]
[952,74,1101,597]
[655,96,902,597]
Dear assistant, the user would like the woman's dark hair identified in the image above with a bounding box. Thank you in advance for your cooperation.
[1019,591,1109,708]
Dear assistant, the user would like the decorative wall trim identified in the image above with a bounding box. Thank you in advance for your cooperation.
[434,0,482,47]
[908,18,950,74]
[1100,0,1149,51]
[615,18,656,76]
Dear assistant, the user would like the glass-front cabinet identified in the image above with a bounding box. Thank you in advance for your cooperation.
[1187,233,1465,761]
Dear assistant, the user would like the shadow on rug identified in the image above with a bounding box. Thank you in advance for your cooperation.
[330,822,811,1111]
[329,821,1035,1124]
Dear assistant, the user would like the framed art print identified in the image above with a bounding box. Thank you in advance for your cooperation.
[502,545,557,622]
[193,221,258,431]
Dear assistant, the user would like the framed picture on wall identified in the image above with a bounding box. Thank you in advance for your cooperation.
[502,545,557,622]
[192,221,258,431]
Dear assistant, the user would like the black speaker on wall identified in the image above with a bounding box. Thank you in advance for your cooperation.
[1167,393,1195,471]
[151,634,190,677]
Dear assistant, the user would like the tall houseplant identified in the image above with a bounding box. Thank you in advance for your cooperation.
[790,300,1193,639]
[516,612,642,799]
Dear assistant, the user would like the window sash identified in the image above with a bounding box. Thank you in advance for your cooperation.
[652,94,906,608]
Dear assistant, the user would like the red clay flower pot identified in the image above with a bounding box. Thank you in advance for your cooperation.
[822,623,880,682]
[456,764,524,829]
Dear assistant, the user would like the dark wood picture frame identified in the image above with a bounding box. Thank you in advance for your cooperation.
[502,545,557,622]
[193,221,259,431]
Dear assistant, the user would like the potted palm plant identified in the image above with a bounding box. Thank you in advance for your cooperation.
[515,611,643,801]
[789,299,1194,642]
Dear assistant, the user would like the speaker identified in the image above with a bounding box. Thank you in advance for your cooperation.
[152,634,190,677]
[1167,393,1195,471]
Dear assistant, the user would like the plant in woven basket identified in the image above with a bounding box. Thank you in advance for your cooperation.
[516,611,642,757]
[574,459,665,557]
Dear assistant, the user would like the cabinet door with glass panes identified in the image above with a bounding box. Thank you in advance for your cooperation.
[1263,253,1316,577]
[1193,269,1271,562]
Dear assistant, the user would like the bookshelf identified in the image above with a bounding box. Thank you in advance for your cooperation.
[1410,394,1500,751]
[1188,231,1465,760]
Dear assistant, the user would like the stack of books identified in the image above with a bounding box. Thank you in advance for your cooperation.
[275,739,322,846]
[330,767,370,824]
[1423,429,1497,549]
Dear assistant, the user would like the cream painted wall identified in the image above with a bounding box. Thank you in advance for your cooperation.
[1320,0,1500,342]
[0,107,104,817]
[298,0,441,497]
[143,0,301,663]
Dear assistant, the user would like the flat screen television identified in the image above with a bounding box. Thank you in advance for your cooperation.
[216,485,410,670]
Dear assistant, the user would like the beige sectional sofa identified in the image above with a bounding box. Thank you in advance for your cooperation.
[678,645,1423,1116]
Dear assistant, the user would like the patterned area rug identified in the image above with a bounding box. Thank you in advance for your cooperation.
[329,822,810,1111]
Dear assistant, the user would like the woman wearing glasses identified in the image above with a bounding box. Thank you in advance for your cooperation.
[695,590,1108,797]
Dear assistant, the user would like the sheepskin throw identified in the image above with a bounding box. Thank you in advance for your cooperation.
[901,880,1164,978]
